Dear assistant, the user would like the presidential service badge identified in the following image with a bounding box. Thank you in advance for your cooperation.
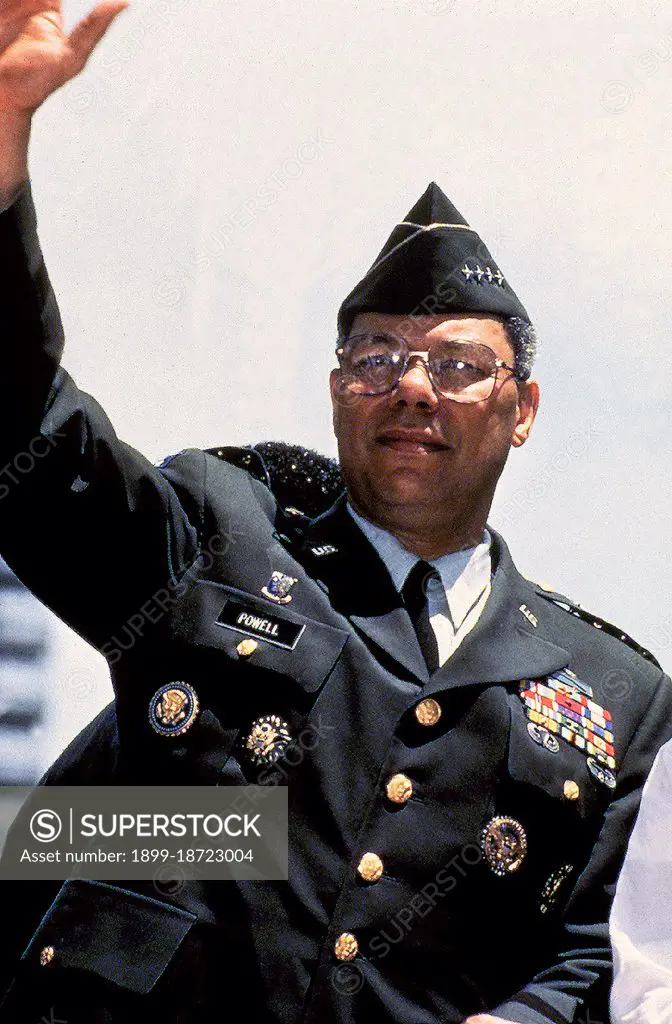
[149,682,200,737]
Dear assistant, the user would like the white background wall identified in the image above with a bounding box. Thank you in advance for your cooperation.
[23,0,672,769]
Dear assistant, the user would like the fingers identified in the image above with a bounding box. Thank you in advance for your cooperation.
[0,1,60,53]
[67,0,128,69]
[0,0,60,23]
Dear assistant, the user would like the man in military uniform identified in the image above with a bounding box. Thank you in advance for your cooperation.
[1,2,671,1022]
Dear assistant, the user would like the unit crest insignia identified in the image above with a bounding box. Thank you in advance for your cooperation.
[243,714,293,766]
[149,683,200,737]
[480,816,528,876]
[261,571,298,604]
[519,668,616,771]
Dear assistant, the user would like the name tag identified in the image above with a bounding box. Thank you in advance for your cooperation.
[216,599,305,650]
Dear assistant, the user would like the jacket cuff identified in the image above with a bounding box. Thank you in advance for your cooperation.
[490,984,577,1024]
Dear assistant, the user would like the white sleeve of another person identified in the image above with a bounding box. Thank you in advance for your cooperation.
[611,737,672,1024]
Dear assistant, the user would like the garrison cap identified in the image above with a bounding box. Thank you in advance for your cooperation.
[337,182,530,337]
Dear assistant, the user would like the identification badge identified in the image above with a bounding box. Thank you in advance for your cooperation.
[216,599,305,650]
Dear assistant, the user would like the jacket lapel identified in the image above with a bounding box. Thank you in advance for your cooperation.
[299,504,569,692]
[299,496,428,682]
[422,529,570,696]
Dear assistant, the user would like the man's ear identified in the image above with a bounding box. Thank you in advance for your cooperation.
[511,379,540,448]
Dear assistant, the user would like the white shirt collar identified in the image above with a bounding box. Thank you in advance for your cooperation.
[347,501,492,631]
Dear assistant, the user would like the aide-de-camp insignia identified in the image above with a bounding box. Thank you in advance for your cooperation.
[480,816,528,876]
[149,682,199,737]
[519,668,616,771]
[244,714,292,766]
[261,571,298,604]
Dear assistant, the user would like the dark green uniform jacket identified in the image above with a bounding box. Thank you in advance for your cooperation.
[0,185,671,1024]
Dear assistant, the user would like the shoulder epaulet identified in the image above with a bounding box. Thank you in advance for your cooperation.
[533,582,661,669]
[204,441,343,520]
[204,446,271,487]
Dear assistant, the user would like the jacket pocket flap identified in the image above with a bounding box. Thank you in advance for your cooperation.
[171,580,349,692]
[22,879,196,993]
[506,700,610,821]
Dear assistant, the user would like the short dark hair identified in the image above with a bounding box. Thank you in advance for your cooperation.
[503,317,537,381]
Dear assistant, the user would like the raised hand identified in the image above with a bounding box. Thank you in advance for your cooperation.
[0,0,127,114]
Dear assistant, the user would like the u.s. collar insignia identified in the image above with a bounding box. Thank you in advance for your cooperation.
[243,714,292,766]
[149,682,199,737]
[261,571,298,604]
[310,544,338,557]
[480,816,527,876]
[519,604,538,628]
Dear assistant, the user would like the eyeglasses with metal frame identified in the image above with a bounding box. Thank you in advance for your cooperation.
[335,333,523,404]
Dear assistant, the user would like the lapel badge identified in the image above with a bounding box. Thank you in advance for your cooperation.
[261,571,298,604]
[244,714,292,766]
[480,816,528,876]
[539,863,574,914]
[149,682,199,737]
[586,756,617,789]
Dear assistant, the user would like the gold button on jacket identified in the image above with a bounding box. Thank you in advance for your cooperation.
[415,697,442,726]
[386,773,413,804]
[357,852,384,882]
[563,779,580,801]
[334,933,359,961]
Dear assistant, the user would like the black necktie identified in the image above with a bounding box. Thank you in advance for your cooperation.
[402,560,440,673]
